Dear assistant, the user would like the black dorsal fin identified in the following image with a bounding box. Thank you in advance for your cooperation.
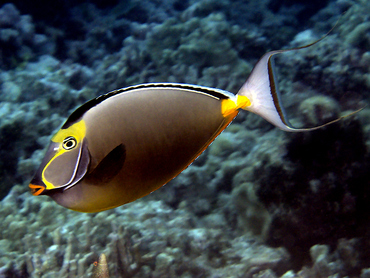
[62,83,233,129]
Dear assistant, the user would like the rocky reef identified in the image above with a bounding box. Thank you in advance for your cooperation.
[0,0,369,277]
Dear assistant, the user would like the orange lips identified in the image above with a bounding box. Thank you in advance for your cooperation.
[29,184,45,196]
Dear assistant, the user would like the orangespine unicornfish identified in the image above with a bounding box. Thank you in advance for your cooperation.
[29,35,356,213]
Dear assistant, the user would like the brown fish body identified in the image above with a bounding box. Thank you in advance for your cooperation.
[43,85,237,212]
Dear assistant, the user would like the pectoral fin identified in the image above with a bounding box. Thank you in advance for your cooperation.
[86,144,126,184]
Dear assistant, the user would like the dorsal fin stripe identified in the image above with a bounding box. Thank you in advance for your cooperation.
[62,83,233,129]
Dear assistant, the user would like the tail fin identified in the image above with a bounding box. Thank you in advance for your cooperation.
[237,23,360,132]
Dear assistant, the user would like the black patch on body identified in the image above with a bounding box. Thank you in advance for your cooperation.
[85,144,126,184]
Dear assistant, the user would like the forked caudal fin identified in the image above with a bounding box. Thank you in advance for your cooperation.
[236,21,362,132]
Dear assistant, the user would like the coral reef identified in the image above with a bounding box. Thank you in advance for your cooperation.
[0,3,53,70]
[0,0,369,277]
[256,115,370,269]
[0,185,293,278]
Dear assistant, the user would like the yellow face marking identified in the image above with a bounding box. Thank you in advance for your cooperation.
[42,120,87,189]
[221,95,251,117]
[51,120,86,143]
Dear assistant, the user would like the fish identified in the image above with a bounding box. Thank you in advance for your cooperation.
[28,34,354,213]
[92,253,109,278]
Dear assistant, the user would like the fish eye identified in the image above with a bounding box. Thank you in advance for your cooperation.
[62,137,77,150]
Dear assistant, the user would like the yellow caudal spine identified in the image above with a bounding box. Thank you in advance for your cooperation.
[221,95,251,117]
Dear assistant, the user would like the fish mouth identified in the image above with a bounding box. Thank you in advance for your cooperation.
[29,170,47,196]
[29,183,46,196]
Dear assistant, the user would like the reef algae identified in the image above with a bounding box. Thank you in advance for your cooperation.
[0,0,369,277]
